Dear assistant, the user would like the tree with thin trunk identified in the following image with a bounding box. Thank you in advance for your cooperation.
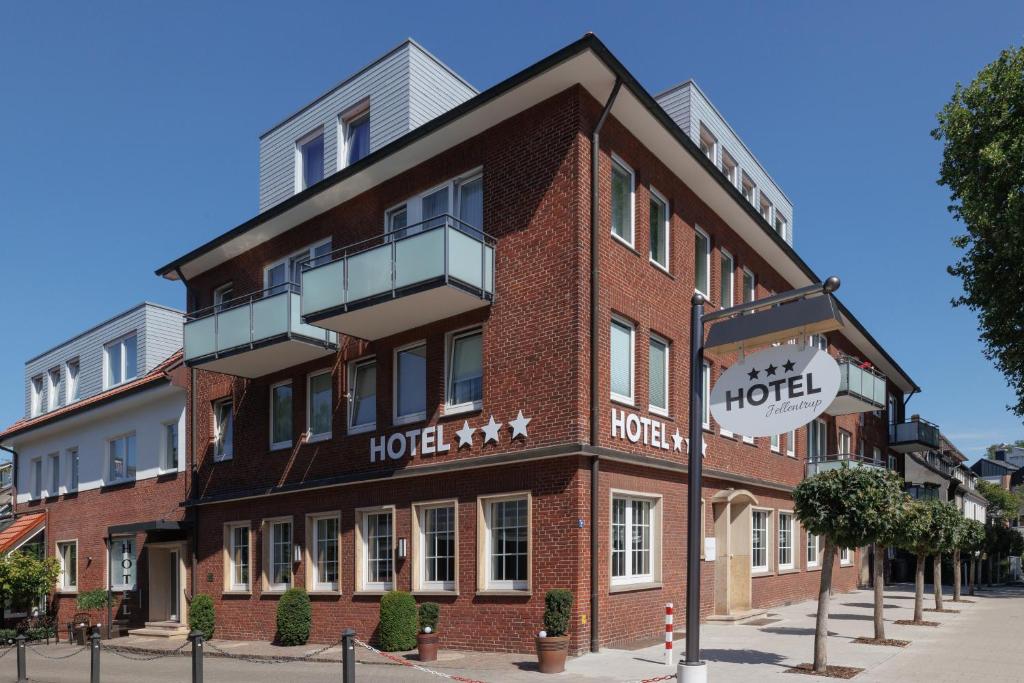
[927,501,962,611]
[958,519,985,599]
[897,501,936,624]
[794,466,907,672]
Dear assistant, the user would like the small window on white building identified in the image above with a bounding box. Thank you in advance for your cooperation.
[65,359,80,403]
[57,541,77,591]
[104,333,137,388]
[30,376,44,417]
[610,318,635,405]
[447,329,483,412]
[164,422,179,471]
[68,448,79,492]
[698,124,717,162]
[774,213,789,241]
[108,434,136,483]
[394,343,426,425]
[47,367,60,411]
[694,226,711,297]
[30,458,42,499]
[648,336,669,416]
[296,129,324,191]
[759,195,773,223]
[348,359,376,434]
[741,173,756,204]
[48,452,60,496]
[341,106,370,168]
[610,156,635,246]
[213,399,233,461]
[721,149,738,186]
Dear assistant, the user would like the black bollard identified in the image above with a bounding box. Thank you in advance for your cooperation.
[15,635,26,683]
[90,627,101,683]
[189,630,204,683]
[341,628,355,683]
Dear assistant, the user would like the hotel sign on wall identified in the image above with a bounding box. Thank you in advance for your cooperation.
[709,345,840,437]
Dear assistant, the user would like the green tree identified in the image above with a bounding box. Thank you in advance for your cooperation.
[0,552,60,615]
[794,466,907,672]
[977,480,1023,522]
[926,501,962,611]
[898,501,937,623]
[985,441,1024,458]
[933,44,1024,416]
[959,519,986,596]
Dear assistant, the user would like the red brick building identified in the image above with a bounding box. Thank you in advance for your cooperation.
[155,35,919,653]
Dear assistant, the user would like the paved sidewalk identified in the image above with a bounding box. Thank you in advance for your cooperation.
[3,583,1020,681]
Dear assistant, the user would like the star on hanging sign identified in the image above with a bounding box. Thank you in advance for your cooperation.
[672,429,684,452]
[747,367,760,381]
[782,359,796,373]
[455,420,476,449]
[482,416,503,444]
[765,364,778,376]
[508,410,531,440]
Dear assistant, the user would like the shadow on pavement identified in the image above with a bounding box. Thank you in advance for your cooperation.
[700,648,789,667]
[806,613,873,621]
[841,602,902,609]
[760,627,839,637]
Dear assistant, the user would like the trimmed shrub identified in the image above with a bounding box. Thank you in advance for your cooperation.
[188,594,216,641]
[418,602,440,633]
[543,589,573,637]
[0,629,16,644]
[24,626,54,641]
[276,588,311,646]
[379,591,417,651]
[76,589,110,611]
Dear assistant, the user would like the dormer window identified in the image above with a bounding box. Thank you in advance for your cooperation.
[721,149,738,186]
[296,129,325,191]
[774,213,789,241]
[741,173,756,204]
[104,333,138,389]
[341,104,370,168]
[759,195,773,223]
[47,367,60,411]
[698,124,717,163]
[30,376,44,417]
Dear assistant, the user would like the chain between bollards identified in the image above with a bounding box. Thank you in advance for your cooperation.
[15,635,26,683]
[342,628,355,683]
[190,630,204,683]
[90,626,102,683]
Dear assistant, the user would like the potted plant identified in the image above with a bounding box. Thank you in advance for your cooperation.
[417,602,440,661]
[75,589,110,645]
[535,589,572,674]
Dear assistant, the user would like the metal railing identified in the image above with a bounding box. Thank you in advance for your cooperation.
[299,214,495,317]
[888,416,941,450]
[184,283,336,362]
[805,451,886,476]
[836,355,887,407]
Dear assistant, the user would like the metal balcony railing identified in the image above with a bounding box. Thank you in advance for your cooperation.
[805,451,886,477]
[837,356,887,407]
[888,417,941,452]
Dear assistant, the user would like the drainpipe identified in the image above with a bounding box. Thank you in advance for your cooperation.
[176,267,199,602]
[590,77,621,655]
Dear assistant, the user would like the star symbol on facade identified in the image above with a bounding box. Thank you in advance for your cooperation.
[455,420,476,449]
[481,416,502,444]
[508,410,531,440]
[683,438,707,457]
[672,429,684,452]
[765,364,777,376]
[782,359,795,373]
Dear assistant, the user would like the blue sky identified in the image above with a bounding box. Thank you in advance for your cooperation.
[1,1,1021,460]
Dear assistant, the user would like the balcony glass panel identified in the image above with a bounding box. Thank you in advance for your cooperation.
[346,247,392,302]
[183,316,216,361]
[300,260,344,315]
[395,229,444,289]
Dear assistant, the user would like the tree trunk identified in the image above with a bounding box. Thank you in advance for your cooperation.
[933,554,944,610]
[968,555,976,596]
[813,538,836,674]
[873,544,886,641]
[914,554,925,623]
[952,549,962,601]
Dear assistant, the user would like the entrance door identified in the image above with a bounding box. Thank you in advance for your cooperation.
[167,550,179,622]
[711,489,759,617]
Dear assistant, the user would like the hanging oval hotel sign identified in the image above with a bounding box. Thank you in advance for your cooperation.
[709,345,840,437]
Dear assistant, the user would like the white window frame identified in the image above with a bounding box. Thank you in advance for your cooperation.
[269,380,293,451]
[213,398,233,461]
[741,173,756,204]
[838,429,852,455]
[721,148,738,186]
[770,433,781,453]
[807,533,819,568]
[808,418,827,459]
[718,366,733,438]
[67,447,79,492]
[445,327,484,415]
[742,267,756,304]
[48,452,61,497]
[213,282,234,309]
[698,123,718,163]
[778,511,794,570]
[306,368,333,442]
[107,432,136,484]
[694,225,711,298]
[702,360,711,429]
[57,540,78,592]
[648,186,670,272]
[294,127,325,193]
[774,212,789,240]
[610,317,635,406]
[648,335,670,417]
[265,517,293,592]
[719,248,735,309]
[109,535,137,591]
[357,506,395,592]
[479,492,531,592]
[610,154,635,248]
[347,357,377,435]
[786,430,796,458]
[162,421,179,472]
[337,100,370,170]
[30,457,41,500]
[809,334,828,351]
[65,358,80,403]
[840,547,852,566]
[308,512,341,592]
[751,508,771,574]
[225,522,251,592]
[263,239,332,290]
[383,170,483,236]
[413,500,458,593]
[47,367,60,411]
[393,340,427,426]
[610,491,661,587]
[30,376,43,417]
[103,332,137,389]
[759,194,774,223]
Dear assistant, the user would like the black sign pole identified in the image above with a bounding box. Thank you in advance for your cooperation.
[680,291,707,681]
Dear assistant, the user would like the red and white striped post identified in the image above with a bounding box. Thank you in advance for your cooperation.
[665,602,674,666]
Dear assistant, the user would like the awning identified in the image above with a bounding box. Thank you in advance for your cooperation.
[0,512,45,554]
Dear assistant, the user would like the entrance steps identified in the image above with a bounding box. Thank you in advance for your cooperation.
[127,621,189,639]
[705,608,768,624]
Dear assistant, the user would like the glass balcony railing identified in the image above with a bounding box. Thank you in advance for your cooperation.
[888,417,941,453]
[300,215,495,340]
[827,357,886,415]
[184,284,337,377]
[805,451,886,478]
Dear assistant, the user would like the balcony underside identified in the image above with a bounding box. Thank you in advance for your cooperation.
[304,279,492,341]
[825,393,883,416]
[185,334,336,378]
[889,441,936,454]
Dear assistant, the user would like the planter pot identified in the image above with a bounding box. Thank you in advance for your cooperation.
[73,625,89,646]
[417,631,439,662]
[535,635,569,674]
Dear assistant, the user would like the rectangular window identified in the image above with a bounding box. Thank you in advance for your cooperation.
[47,368,60,411]
[808,419,827,459]
[485,496,529,590]
[268,520,292,591]
[228,524,250,591]
[342,111,370,167]
[57,541,77,591]
[648,336,669,416]
[649,189,669,270]
[311,515,340,591]
[31,458,41,499]
[752,510,769,572]
[447,329,483,412]
[456,175,483,230]
[395,343,426,424]
[386,172,482,240]
[109,537,137,591]
[49,452,60,496]
[694,227,710,297]
[741,173,756,204]
[265,240,332,293]
[838,429,852,455]
[30,376,43,417]
[809,334,828,351]
[297,130,324,191]
[721,149,738,186]
[65,359,80,403]
[213,283,234,310]
[610,318,635,404]
[361,510,394,591]
[699,124,717,162]
[610,156,635,246]
[164,422,179,470]
[702,361,711,428]
[348,359,376,433]
[840,547,851,565]
[68,448,79,492]
[786,430,796,457]
[742,268,756,305]
[759,195,773,223]
[771,433,781,452]
[774,213,789,241]
[611,495,657,585]
[307,370,332,440]
[270,381,293,450]
[888,452,897,471]
[213,399,233,461]
[719,249,735,309]
[719,367,733,438]
[108,434,136,483]
[417,503,456,591]
[778,512,794,570]
[807,533,819,568]
[104,333,137,389]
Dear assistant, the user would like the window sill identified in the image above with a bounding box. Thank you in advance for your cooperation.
[56,590,78,596]
[269,443,292,452]
[719,432,735,440]
[751,570,771,578]
[223,590,251,596]
[213,455,233,463]
[650,260,674,278]
[777,567,798,576]
[353,589,393,597]
[806,565,821,573]
[393,414,425,428]
[412,589,459,597]
[260,589,290,597]
[157,469,180,477]
[610,581,662,594]
[610,396,635,409]
[610,232,637,253]
[443,403,481,418]
[308,590,342,597]
[475,589,531,598]
[649,407,670,419]
[347,424,375,436]
[306,433,332,444]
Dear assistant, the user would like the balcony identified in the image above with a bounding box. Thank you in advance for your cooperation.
[826,357,886,415]
[888,417,941,453]
[300,215,494,340]
[184,284,338,378]
[805,452,886,478]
